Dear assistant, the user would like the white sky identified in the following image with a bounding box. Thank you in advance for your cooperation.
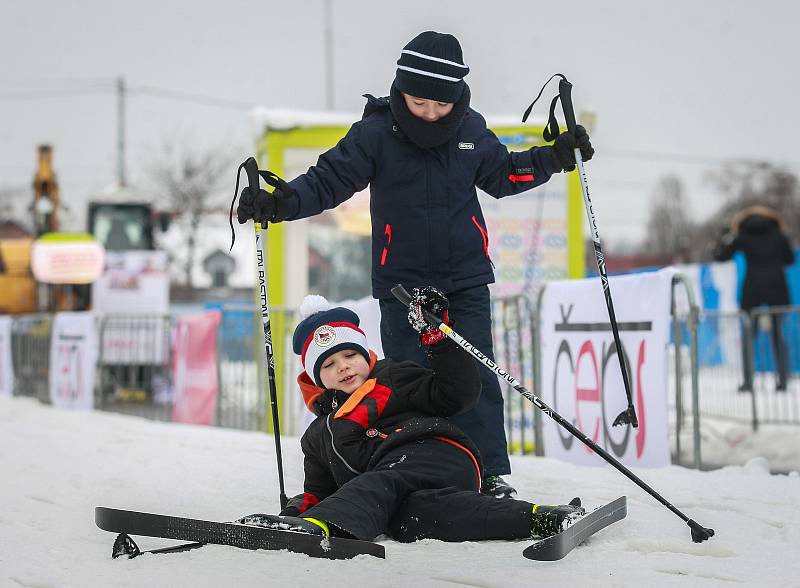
[2,394,800,587]
[2,0,799,247]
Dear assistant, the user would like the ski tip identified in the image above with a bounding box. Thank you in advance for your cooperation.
[687,519,715,543]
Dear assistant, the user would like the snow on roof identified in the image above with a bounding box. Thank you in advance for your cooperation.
[250,107,547,133]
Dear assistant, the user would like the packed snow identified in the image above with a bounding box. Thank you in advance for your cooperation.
[1,394,799,588]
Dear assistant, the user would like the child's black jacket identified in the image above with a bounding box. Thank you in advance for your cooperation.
[283,338,481,516]
[282,95,558,298]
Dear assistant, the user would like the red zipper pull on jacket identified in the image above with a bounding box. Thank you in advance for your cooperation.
[380,223,392,266]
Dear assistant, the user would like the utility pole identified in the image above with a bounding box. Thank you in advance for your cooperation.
[117,76,127,187]
[323,0,334,110]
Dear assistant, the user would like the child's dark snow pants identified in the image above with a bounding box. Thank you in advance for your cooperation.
[301,438,533,542]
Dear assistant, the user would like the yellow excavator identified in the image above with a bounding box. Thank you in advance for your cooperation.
[0,144,56,314]
[0,237,36,314]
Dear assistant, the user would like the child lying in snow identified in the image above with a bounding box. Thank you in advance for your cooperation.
[264,287,583,542]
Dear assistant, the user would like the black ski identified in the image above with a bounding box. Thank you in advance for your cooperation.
[523,496,627,561]
[96,507,385,560]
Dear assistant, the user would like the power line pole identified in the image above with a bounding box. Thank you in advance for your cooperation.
[117,76,126,187]
[323,0,334,110]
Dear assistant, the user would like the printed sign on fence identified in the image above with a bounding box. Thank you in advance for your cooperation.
[172,310,222,425]
[0,316,13,396]
[49,312,96,410]
[539,268,675,468]
[480,179,568,298]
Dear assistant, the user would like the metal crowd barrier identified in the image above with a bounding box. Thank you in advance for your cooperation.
[6,309,302,435]
[213,304,298,433]
[670,273,701,468]
[684,305,800,429]
[10,288,798,468]
[747,306,800,426]
[96,314,173,420]
[491,294,539,455]
[10,314,51,403]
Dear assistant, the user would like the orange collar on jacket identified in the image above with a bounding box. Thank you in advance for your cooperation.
[297,350,379,413]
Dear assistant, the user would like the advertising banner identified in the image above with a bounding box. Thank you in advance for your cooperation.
[172,310,221,425]
[481,180,568,298]
[31,236,105,284]
[0,316,13,396]
[539,268,675,467]
[92,251,169,315]
[49,312,96,410]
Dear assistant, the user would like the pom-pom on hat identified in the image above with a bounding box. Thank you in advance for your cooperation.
[292,295,370,388]
[394,31,470,103]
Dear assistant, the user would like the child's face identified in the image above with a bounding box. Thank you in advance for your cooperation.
[403,93,455,122]
[318,349,370,393]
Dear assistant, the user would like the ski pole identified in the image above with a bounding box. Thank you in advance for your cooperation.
[231,157,289,510]
[558,76,638,429]
[392,284,714,544]
[522,74,638,428]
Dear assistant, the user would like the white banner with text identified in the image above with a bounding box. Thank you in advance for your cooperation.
[49,312,96,410]
[539,268,675,467]
[0,316,13,396]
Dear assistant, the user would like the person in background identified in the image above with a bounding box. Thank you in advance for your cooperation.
[714,205,794,392]
[264,290,583,543]
[237,31,594,497]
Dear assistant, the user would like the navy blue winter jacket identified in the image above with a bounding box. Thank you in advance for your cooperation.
[282,95,559,299]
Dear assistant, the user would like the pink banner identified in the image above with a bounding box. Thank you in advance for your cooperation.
[171,310,222,425]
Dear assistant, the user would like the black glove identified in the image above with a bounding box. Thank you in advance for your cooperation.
[407,286,450,345]
[551,125,594,172]
[236,186,290,224]
[279,494,305,517]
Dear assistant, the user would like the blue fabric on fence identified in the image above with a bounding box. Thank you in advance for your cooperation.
[204,302,254,362]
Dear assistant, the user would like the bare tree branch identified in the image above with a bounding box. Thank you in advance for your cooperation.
[145,135,237,288]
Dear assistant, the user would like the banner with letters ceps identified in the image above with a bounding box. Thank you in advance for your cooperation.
[539,268,675,468]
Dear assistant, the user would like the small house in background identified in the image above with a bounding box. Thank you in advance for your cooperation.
[202,249,236,289]
[0,221,32,240]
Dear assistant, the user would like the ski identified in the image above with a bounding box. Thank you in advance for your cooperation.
[96,507,385,560]
[523,496,627,561]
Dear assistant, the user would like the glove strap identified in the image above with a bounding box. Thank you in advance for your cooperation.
[420,310,449,346]
[229,161,294,250]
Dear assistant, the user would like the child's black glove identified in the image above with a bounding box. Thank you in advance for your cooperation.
[407,286,450,346]
[237,186,290,224]
[551,125,594,172]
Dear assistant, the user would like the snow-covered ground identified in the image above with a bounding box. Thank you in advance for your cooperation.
[2,395,799,588]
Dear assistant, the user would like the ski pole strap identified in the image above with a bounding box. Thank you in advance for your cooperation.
[228,157,292,250]
[521,72,572,142]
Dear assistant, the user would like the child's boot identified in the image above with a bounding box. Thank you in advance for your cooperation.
[530,498,585,539]
[237,514,329,537]
[480,475,517,498]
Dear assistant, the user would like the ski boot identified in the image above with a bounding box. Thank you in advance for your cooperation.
[480,475,517,498]
[237,514,329,537]
[530,497,585,539]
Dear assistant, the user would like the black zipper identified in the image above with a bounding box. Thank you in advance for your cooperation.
[325,414,361,475]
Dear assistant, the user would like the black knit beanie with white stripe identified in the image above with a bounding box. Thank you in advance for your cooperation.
[394,31,470,103]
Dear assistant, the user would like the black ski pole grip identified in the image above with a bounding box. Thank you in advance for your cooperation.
[558,77,578,134]
[390,283,412,306]
[390,284,445,327]
[244,156,260,195]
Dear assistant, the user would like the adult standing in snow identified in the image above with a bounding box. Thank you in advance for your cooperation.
[713,205,794,392]
[237,31,594,497]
